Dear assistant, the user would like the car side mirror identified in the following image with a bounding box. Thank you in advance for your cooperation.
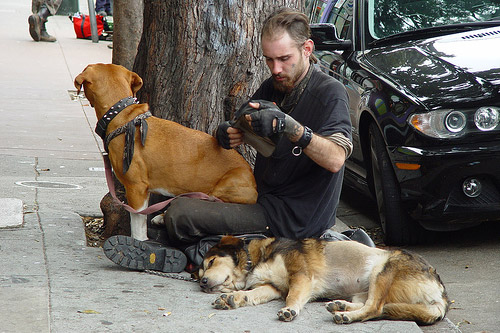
[310,23,352,51]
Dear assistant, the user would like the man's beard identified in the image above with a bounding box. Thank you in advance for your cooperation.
[272,58,306,93]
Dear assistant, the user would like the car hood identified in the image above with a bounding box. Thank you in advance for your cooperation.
[364,26,500,109]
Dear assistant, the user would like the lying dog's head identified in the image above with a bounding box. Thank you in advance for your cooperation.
[199,236,249,293]
[74,63,143,108]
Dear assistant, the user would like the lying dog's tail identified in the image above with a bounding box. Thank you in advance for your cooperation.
[382,300,449,325]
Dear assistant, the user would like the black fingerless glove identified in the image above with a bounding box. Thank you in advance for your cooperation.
[215,121,232,149]
[247,100,301,139]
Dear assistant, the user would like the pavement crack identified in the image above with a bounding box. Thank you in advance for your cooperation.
[34,156,40,178]
[33,156,52,329]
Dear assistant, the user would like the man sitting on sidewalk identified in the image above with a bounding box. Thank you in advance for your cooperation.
[102,8,374,274]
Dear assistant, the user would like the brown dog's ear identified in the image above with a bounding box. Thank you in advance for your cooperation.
[74,73,86,94]
[74,65,93,93]
[130,72,143,96]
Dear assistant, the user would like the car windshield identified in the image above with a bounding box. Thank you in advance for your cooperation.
[369,0,500,39]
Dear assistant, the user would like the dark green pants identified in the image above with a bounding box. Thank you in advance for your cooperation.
[162,197,271,246]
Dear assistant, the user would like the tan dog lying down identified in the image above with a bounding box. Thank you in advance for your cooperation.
[199,236,450,325]
[74,64,257,241]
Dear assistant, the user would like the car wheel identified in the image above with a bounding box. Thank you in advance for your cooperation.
[368,122,424,245]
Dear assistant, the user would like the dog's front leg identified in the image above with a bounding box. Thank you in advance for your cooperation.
[127,191,149,241]
[123,183,150,241]
[129,212,148,241]
[213,284,281,310]
[278,273,312,322]
[128,198,149,240]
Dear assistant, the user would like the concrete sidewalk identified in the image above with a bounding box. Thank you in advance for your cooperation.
[0,2,458,332]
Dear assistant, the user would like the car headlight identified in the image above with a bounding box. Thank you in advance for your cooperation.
[445,111,466,133]
[409,106,500,139]
[475,107,499,131]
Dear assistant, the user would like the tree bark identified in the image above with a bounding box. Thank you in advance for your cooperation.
[112,0,144,70]
[133,0,305,135]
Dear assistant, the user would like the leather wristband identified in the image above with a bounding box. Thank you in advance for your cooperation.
[296,126,313,148]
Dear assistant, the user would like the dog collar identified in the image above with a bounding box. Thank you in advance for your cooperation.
[95,96,138,140]
[243,243,253,272]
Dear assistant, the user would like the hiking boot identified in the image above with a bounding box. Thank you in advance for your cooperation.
[40,25,56,42]
[29,6,52,42]
[28,14,41,41]
[103,235,187,273]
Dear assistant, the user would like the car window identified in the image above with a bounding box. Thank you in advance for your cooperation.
[369,0,500,39]
[325,0,354,40]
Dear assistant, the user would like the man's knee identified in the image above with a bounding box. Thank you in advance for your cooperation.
[163,198,198,244]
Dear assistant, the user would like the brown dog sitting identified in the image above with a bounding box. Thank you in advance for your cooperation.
[74,63,257,241]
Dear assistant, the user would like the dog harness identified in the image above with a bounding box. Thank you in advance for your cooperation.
[95,96,152,174]
[105,111,152,173]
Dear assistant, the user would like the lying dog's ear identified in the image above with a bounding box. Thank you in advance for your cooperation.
[219,236,243,247]
[130,72,143,96]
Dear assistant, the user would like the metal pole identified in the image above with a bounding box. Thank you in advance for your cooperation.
[87,0,99,43]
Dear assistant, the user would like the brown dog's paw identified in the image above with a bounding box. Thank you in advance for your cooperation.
[277,307,298,322]
[326,300,347,312]
[212,292,248,310]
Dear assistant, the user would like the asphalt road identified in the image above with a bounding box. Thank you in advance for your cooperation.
[337,186,500,333]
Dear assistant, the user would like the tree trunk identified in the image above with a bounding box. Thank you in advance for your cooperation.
[133,0,305,135]
[112,0,144,70]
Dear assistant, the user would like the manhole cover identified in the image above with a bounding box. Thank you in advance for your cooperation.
[15,181,82,189]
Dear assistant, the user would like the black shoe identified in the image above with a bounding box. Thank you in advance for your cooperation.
[103,235,187,273]
[28,6,51,42]
[342,229,376,247]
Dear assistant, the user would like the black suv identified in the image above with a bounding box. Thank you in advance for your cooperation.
[306,0,500,244]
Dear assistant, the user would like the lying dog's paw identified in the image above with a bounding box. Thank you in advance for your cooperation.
[277,307,298,322]
[326,300,347,312]
[150,214,165,226]
[212,292,248,310]
[332,312,352,324]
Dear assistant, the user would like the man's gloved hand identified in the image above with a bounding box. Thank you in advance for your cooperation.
[215,121,232,149]
[247,100,301,139]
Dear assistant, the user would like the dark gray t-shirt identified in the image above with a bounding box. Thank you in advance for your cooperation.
[252,67,351,239]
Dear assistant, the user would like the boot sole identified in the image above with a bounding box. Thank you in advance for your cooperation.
[103,235,187,273]
[28,15,41,41]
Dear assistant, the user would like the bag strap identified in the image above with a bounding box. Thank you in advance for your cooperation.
[80,14,86,38]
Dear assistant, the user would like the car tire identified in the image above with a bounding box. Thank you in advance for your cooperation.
[368,122,425,245]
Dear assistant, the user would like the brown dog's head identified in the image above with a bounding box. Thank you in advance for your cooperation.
[199,236,249,293]
[74,63,143,109]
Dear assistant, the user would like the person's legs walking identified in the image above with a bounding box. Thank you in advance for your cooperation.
[29,0,62,42]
